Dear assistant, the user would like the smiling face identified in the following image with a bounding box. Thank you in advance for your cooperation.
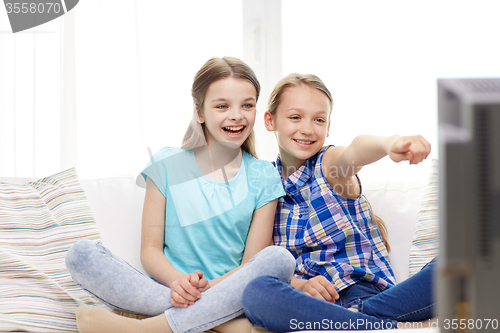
[198,77,257,148]
[265,84,331,170]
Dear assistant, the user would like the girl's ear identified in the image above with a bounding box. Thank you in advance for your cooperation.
[326,119,331,137]
[264,111,275,132]
[195,105,204,124]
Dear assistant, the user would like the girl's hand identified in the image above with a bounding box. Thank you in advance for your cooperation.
[170,271,209,307]
[191,270,210,293]
[387,135,431,165]
[300,276,339,303]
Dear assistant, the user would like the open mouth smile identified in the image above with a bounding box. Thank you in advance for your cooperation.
[223,126,246,136]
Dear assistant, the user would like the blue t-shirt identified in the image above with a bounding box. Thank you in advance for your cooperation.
[141,147,285,280]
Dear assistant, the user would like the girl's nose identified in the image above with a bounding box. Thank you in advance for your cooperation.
[300,122,314,135]
[229,107,244,121]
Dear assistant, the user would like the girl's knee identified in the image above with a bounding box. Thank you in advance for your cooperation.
[242,276,288,327]
[242,276,281,309]
[65,239,99,272]
[253,246,296,281]
[257,246,295,265]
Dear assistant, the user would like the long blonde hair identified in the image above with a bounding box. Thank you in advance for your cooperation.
[267,73,390,251]
[181,57,260,158]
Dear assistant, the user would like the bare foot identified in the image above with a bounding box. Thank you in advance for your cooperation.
[76,305,170,333]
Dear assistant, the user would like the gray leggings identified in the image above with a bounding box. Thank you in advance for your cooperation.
[65,240,295,333]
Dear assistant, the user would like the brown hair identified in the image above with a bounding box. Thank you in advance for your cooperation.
[267,73,390,251]
[366,201,391,252]
[267,73,333,116]
[181,57,260,158]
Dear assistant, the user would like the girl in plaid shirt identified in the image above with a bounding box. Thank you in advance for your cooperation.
[242,73,435,331]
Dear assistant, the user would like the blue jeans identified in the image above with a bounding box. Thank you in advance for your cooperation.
[65,240,296,333]
[242,258,436,331]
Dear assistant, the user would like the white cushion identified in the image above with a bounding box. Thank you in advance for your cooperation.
[81,175,146,274]
[360,158,430,283]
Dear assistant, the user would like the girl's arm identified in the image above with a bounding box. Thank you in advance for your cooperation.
[141,177,205,307]
[207,199,278,286]
[324,135,431,178]
[140,177,183,286]
[322,135,431,197]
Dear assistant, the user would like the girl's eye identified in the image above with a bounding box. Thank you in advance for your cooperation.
[216,105,228,109]
[243,103,254,109]
[316,118,326,123]
[289,116,300,120]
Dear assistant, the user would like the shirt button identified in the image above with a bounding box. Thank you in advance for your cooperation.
[298,214,302,218]
[295,234,300,238]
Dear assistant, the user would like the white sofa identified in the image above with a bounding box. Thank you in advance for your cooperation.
[0,157,438,333]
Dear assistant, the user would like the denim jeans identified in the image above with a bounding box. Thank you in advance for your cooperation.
[65,240,296,333]
[242,258,436,332]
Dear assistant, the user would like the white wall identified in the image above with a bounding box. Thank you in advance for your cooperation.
[0,14,61,177]
[280,0,500,164]
[2,0,500,178]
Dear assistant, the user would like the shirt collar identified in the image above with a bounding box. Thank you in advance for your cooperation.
[274,152,320,192]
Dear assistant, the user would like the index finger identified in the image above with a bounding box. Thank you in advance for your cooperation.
[408,137,431,164]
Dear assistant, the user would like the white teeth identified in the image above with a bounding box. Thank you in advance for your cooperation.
[224,126,244,131]
[294,139,314,145]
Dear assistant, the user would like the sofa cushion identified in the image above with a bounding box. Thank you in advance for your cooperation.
[360,157,430,283]
[409,159,439,277]
[0,168,104,332]
[80,175,146,274]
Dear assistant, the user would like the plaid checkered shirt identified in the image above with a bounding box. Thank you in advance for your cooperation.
[273,146,396,292]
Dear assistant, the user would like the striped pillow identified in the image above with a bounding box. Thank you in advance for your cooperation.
[0,168,104,332]
[408,159,439,277]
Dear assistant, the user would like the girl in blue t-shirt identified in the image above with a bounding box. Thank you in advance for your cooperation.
[242,73,435,331]
[66,57,296,333]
